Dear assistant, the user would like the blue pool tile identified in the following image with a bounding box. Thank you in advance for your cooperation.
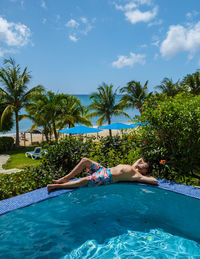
[0,179,200,216]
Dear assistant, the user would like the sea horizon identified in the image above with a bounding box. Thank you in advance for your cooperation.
[0,95,139,136]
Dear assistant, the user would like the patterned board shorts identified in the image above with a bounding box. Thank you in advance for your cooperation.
[87,162,113,187]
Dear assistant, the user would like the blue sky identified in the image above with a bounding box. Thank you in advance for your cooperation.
[0,0,200,94]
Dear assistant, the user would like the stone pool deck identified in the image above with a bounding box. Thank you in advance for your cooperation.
[0,179,200,216]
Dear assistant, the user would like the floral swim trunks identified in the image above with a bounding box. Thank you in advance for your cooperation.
[87,162,113,187]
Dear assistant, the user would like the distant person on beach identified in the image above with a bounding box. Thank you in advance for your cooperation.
[47,158,158,192]
[20,132,25,140]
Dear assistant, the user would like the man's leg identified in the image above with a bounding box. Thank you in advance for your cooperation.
[53,158,92,184]
[48,177,89,192]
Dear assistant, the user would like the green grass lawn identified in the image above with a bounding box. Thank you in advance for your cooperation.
[2,146,42,169]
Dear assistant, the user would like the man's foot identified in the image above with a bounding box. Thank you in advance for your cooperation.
[47,184,56,192]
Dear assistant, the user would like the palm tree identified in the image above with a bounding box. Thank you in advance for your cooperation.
[120,80,149,114]
[0,58,44,147]
[26,92,91,142]
[27,91,67,142]
[89,83,129,136]
[155,77,180,97]
[181,71,200,95]
[25,101,51,142]
[57,95,92,129]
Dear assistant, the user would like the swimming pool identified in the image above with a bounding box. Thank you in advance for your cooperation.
[0,183,200,258]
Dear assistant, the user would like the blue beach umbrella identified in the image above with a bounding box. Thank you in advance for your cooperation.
[59,125,102,134]
[131,122,142,128]
[99,123,135,130]
[131,121,149,127]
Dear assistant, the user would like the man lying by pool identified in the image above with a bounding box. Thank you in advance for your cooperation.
[47,157,158,192]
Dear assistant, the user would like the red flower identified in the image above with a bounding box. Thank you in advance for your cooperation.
[160,160,166,165]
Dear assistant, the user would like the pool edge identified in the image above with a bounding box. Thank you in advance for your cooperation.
[0,179,200,216]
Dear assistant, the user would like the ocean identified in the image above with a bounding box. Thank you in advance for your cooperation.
[1,95,139,135]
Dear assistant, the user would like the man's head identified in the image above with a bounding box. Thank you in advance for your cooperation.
[136,162,149,175]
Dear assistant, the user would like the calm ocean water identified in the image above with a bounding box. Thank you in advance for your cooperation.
[1,95,138,135]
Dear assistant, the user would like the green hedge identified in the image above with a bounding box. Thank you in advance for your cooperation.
[138,93,200,184]
[0,136,14,153]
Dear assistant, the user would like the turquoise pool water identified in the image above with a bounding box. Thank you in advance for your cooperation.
[0,184,200,258]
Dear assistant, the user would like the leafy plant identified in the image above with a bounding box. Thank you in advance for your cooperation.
[0,136,14,152]
[138,93,200,183]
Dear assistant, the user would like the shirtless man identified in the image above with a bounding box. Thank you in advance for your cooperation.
[47,157,158,192]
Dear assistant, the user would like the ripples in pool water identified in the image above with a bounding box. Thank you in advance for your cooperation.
[63,229,200,258]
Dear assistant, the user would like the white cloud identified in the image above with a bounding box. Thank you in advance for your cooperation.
[0,47,16,58]
[65,17,95,42]
[125,7,157,24]
[41,0,46,9]
[114,0,158,25]
[186,11,199,20]
[160,21,200,59]
[69,35,78,42]
[112,52,146,68]
[152,35,160,47]
[139,0,152,4]
[0,16,31,47]
[65,19,79,28]
[140,44,147,48]
[152,40,159,47]
[81,23,93,35]
[148,19,162,27]
[114,2,137,11]
[42,18,47,24]
[114,0,152,11]
[80,17,87,23]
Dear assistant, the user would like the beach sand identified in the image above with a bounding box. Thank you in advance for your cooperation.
[18,129,128,146]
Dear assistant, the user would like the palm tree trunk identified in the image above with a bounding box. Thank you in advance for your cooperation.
[107,115,112,137]
[15,111,19,147]
[44,126,49,142]
[53,121,58,142]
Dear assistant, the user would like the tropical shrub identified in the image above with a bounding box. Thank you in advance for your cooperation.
[0,136,95,200]
[0,136,14,152]
[137,93,200,184]
[89,135,140,167]
[0,135,140,200]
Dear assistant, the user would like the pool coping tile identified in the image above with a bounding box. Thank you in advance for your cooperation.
[0,178,200,216]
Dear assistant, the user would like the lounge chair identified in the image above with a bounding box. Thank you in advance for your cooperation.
[25,147,42,160]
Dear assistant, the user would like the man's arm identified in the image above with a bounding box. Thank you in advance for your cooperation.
[135,175,158,185]
[133,158,144,168]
